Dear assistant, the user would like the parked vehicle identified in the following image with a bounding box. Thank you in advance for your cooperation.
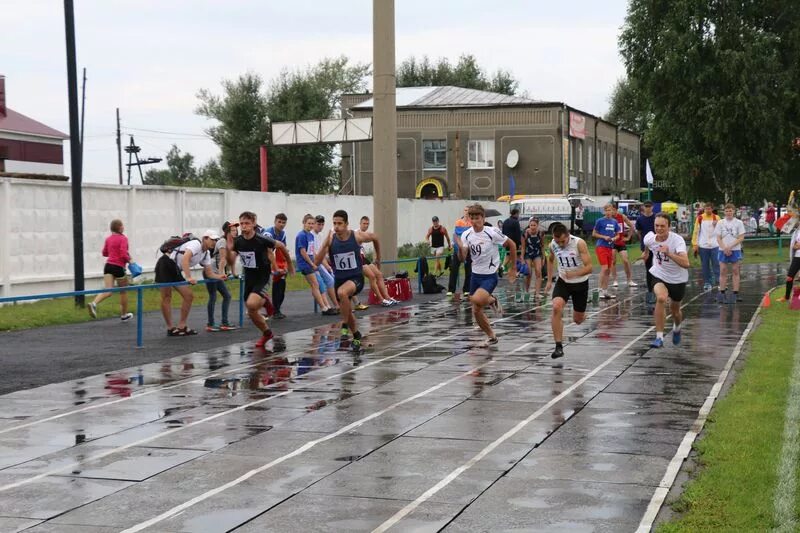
[502,194,595,233]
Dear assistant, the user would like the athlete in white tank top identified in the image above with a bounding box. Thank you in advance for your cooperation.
[549,235,590,284]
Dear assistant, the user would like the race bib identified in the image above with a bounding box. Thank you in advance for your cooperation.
[334,251,357,271]
[239,251,257,269]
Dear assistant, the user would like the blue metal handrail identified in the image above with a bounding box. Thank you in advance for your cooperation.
[0,277,245,348]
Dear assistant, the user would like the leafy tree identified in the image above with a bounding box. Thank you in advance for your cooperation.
[396,54,519,95]
[143,145,230,188]
[619,0,800,204]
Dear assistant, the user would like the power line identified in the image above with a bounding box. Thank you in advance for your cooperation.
[123,126,209,138]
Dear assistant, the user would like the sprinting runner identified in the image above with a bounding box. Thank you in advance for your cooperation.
[523,217,545,295]
[314,209,381,353]
[592,204,621,300]
[89,219,134,321]
[779,225,800,303]
[610,202,637,287]
[227,211,292,348]
[357,216,397,307]
[635,201,657,304]
[457,204,517,347]
[544,223,593,359]
[715,203,746,304]
[643,213,690,348]
[426,216,451,275]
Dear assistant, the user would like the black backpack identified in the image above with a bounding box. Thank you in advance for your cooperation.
[422,274,444,294]
[159,233,199,255]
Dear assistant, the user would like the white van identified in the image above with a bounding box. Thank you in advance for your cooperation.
[506,194,595,233]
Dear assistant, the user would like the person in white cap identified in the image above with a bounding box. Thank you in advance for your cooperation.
[154,228,227,336]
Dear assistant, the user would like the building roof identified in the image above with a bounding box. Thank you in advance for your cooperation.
[351,86,541,110]
[0,108,68,140]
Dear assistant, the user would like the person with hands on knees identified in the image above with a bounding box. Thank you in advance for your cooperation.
[296,214,338,315]
[545,223,593,359]
[155,229,226,336]
[458,203,517,348]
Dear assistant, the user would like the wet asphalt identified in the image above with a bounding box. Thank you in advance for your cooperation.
[0,263,787,532]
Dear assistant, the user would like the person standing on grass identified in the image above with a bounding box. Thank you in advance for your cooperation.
[544,223,593,360]
[155,230,227,336]
[715,203,746,304]
[592,204,621,300]
[296,214,338,316]
[778,225,800,303]
[314,209,382,353]
[425,216,451,275]
[264,213,289,319]
[523,218,545,295]
[609,203,638,287]
[89,219,134,321]
[635,200,657,304]
[644,213,690,348]
[766,202,777,235]
[227,211,291,348]
[692,202,720,291]
[458,204,517,347]
[203,223,236,331]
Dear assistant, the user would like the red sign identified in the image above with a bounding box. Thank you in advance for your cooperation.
[569,112,586,139]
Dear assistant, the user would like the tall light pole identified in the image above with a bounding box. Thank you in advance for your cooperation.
[372,0,397,271]
[64,0,85,306]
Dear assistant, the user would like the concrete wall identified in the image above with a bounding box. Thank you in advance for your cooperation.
[0,178,509,297]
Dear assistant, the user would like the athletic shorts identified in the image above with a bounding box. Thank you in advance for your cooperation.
[652,276,686,302]
[552,278,589,313]
[334,276,364,295]
[717,250,743,264]
[613,243,627,253]
[595,246,614,267]
[300,266,315,277]
[524,250,542,260]
[154,255,183,284]
[432,246,445,255]
[104,263,127,279]
[244,271,270,299]
[469,272,499,295]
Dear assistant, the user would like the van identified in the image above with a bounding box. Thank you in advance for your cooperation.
[501,194,595,233]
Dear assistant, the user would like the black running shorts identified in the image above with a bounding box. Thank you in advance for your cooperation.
[552,278,589,313]
[103,263,127,279]
[652,276,686,302]
[154,255,183,284]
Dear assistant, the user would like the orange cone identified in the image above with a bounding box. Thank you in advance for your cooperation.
[761,291,771,308]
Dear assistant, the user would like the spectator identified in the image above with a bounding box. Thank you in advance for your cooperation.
[501,208,523,251]
[691,202,721,291]
[766,202,777,235]
[425,216,451,275]
[203,222,236,331]
[313,215,340,312]
[448,206,472,299]
[264,213,289,319]
[296,214,338,315]
[88,219,134,321]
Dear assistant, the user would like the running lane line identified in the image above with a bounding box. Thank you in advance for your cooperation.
[372,291,704,533]
[0,300,548,493]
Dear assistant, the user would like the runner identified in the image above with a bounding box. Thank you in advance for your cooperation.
[264,213,289,319]
[204,222,236,331]
[592,204,621,300]
[779,225,800,303]
[457,204,517,347]
[644,213,690,348]
[692,202,720,291]
[426,216,451,275]
[314,209,382,353]
[296,214,338,315]
[544,223,593,359]
[715,203,746,304]
[523,217,545,295]
[357,215,397,308]
[610,202,638,287]
[88,219,134,321]
[227,211,292,348]
[635,200,657,304]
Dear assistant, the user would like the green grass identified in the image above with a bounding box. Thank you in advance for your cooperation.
[657,299,800,532]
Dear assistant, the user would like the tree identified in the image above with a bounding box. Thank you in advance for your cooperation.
[396,54,520,95]
[619,0,800,204]
[143,145,229,188]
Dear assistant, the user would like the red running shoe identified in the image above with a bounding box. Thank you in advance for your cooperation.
[255,329,274,348]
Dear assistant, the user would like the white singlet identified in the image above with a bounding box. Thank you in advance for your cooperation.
[461,226,507,275]
[549,235,590,283]
[643,231,689,284]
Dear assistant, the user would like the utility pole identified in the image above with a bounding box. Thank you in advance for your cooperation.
[372,0,397,271]
[125,136,161,185]
[79,67,86,177]
[64,0,84,306]
[116,108,122,185]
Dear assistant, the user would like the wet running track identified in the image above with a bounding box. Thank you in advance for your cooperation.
[0,264,783,532]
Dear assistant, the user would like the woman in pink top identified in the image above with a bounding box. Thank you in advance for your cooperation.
[89,219,134,320]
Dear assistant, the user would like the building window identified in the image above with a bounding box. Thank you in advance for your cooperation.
[603,143,608,177]
[610,145,615,179]
[587,143,593,176]
[423,139,447,170]
[467,139,494,169]
[569,139,575,172]
[622,153,627,181]
[578,140,584,173]
[629,156,634,182]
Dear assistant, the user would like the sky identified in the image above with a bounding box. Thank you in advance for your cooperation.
[1,0,630,184]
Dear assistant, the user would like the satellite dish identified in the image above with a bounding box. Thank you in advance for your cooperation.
[506,149,519,169]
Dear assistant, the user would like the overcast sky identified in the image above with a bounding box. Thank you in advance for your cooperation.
[2,0,629,183]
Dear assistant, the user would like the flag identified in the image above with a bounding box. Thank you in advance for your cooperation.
[509,174,516,202]
[645,159,654,185]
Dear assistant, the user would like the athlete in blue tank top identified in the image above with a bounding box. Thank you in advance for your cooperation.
[314,209,381,353]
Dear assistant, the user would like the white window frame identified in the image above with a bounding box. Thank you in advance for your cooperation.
[467,139,495,169]
[603,143,608,177]
[587,143,593,176]
[610,145,615,179]
[578,139,584,173]
[422,139,447,170]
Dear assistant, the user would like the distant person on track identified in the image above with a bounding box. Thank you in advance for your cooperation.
[264,213,289,319]
[88,219,134,321]
[426,216,451,275]
[592,204,621,300]
[644,213,690,348]
[692,202,720,291]
[458,203,517,347]
[523,217,545,295]
[203,222,236,331]
[609,203,637,287]
[715,203,746,304]
[544,223,593,359]
[314,209,382,353]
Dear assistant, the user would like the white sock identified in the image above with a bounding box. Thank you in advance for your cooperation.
[656,331,664,340]
[673,322,682,332]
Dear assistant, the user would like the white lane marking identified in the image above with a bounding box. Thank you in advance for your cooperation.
[0,300,547,493]
[373,291,705,533]
[773,320,800,532]
[635,294,765,532]
[119,358,500,533]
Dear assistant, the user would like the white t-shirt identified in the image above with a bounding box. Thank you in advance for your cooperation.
[355,229,373,256]
[714,218,746,251]
[644,231,689,284]
[549,235,590,284]
[792,229,800,259]
[169,239,211,269]
[461,226,507,275]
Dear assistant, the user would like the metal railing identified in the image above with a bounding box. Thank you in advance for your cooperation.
[0,278,245,348]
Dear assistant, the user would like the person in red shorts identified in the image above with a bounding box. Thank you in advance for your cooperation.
[592,204,621,299]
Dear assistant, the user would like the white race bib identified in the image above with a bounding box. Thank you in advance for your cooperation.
[334,251,357,271]
[239,251,257,269]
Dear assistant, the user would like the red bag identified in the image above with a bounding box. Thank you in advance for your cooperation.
[368,287,382,305]
[386,278,412,301]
